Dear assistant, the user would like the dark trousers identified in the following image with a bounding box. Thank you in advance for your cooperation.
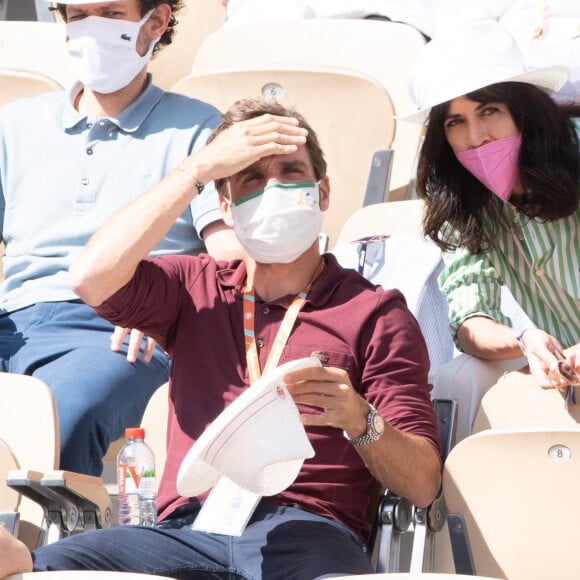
[33,502,374,579]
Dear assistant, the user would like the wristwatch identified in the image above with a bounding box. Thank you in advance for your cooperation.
[343,404,385,446]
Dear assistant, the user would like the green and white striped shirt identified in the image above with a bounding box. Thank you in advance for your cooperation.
[440,202,580,349]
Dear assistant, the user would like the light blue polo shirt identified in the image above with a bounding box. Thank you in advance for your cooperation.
[0,75,223,314]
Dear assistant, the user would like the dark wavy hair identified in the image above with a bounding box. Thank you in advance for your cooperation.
[208,97,328,198]
[416,82,580,254]
[53,0,185,55]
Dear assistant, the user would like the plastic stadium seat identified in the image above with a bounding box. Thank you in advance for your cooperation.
[434,426,580,579]
[334,199,425,244]
[0,438,20,534]
[148,0,226,90]
[0,373,113,550]
[191,19,427,201]
[139,381,169,492]
[0,21,72,88]
[473,370,580,433]
[172,66,396,245]
[0,373,60,549]
[0,69,62,106]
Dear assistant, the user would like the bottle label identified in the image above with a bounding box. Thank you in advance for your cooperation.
[118,463,156,494]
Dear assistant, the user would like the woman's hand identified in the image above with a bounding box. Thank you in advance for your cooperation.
[521,329,579,389]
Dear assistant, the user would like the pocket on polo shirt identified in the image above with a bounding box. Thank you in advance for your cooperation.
[279,345,355,375]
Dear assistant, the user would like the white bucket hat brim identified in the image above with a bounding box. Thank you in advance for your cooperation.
[402,21,570,124]
[177,357,320,498]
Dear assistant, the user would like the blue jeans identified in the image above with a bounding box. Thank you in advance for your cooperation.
[0,301,170,475]
[32,502,374,579]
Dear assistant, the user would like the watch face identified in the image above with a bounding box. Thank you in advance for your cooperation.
[372,412,385,435]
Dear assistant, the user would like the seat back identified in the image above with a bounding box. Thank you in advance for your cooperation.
[148,0,226,90]
[437,426,580,579]
[0,373,59,476]
[334,199,424,245]
[192,19,426,201]
[0,438,20,511]
[473,373,580,433]
[0,69,63,106]
[172,67,396,245]
[0,373,60,548]
[0,21,72,88]
[140,381,169,491]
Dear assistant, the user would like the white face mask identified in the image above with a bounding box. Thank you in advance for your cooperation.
[66,10,157,94]
[231,181,324,264]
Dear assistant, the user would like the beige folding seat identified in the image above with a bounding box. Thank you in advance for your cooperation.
[0,70,62,106]
[473,372,580,433]
[139,381,169,489]
[433,426,580,579]
[0,438,20,534]
[191,19,427,202]
[0,373,60,549]
[148,0,226,90]
[172,66,396,246]
[334,199,425,245]
[0,21,72,88]
[0,373,112,550]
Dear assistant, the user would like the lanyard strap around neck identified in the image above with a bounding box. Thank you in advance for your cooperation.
[243,260,324,384]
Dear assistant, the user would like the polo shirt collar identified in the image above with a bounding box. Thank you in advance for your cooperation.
[58,74,165,132]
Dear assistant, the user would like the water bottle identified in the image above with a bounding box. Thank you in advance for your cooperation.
[117,427,157,526]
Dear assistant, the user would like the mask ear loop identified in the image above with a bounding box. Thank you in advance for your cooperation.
[139,9,160,58]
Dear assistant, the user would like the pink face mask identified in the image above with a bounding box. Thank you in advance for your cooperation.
[456,135,522,202]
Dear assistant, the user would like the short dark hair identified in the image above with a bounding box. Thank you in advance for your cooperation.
[208,97,327,197]
[53,0,185,55]
[417,82,580,254]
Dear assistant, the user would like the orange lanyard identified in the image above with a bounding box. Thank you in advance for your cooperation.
[243,260,324,383]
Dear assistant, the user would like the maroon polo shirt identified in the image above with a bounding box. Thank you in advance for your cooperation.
[96,253,440,542]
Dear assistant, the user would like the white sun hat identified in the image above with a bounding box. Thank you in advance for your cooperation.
[404,20,570,124]
[177,357,321,498]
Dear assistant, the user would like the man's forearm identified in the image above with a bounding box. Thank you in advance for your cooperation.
[457,315,523,360]
[357,426,442,508]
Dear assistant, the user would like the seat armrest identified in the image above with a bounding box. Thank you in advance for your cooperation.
[6,469,113,545]
[41,470,113,532]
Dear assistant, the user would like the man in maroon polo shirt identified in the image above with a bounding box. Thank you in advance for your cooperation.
[1,97,441,579]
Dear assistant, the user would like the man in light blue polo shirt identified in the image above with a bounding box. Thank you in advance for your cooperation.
[0,0,242,475]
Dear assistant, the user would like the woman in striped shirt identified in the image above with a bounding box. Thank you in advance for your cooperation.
[406,21,580,440]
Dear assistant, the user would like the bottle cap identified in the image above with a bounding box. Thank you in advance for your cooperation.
[125,427,145,439]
